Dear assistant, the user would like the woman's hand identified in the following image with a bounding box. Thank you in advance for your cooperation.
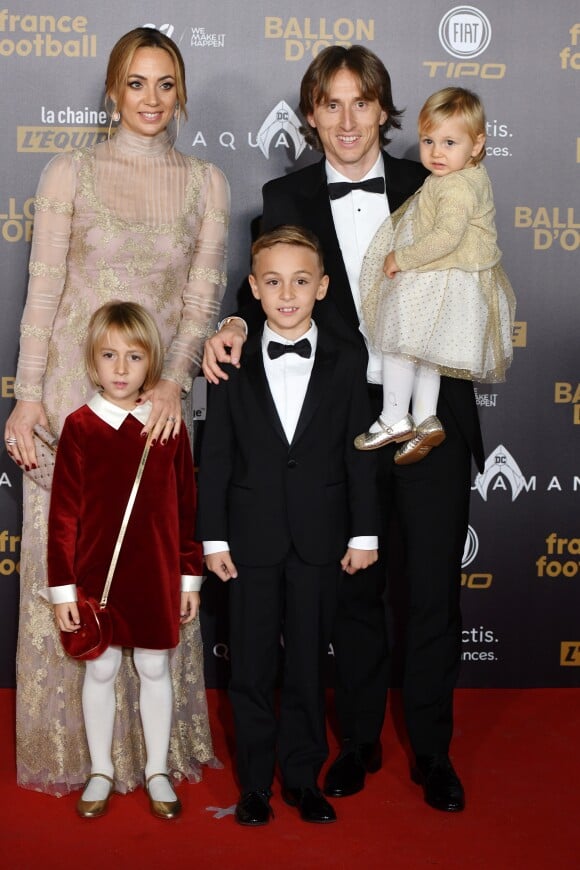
[202,320,248,384]
[4,400,48,470]
[54,601,80,632]
[138,378,182,444]
[180,591,200,624]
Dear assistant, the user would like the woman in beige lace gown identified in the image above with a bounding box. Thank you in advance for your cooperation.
[4,27,229,796]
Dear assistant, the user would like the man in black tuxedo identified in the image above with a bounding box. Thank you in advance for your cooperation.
[197,226,379,826]
[203,46,484,812]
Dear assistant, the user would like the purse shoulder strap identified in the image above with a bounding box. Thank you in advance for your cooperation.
[99,432,153,608]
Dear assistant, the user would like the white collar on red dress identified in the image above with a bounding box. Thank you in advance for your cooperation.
[87,392,152,430]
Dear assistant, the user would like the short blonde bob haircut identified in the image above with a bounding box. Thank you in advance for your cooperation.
[418,87,486,164]
[105,26,188,119]
[85,300,164,392]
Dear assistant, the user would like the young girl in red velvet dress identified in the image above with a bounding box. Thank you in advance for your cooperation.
[47,301,204,820]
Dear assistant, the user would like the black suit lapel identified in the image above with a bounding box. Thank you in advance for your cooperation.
[244,336,289,445]
[290,336,336,448]
[383,150,425,211]
[300,161,360,329]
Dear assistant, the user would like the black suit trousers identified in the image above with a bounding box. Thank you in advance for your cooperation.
[332,388,471,756]
[228,549,340,792]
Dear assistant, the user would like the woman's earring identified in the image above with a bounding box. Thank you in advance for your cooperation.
[174,103,180,122]
[108,107,121,140]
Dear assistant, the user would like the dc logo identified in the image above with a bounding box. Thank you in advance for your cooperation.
[474,445,527,502]
[439,6,492,59]
[256,101,306,160]
[462,525,479,569]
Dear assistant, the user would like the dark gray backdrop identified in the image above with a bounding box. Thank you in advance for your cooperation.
[1,1,578,688]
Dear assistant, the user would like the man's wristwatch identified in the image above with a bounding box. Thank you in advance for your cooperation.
[216,316,248,335]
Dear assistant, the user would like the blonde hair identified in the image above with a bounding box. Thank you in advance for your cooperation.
[418,87,486,164]
[85,301,164,392]
[251,225,325,272]
[105,27,188,120]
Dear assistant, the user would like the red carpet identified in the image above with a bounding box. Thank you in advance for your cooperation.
[1,688,578,868]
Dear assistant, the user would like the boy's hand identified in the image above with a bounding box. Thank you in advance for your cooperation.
[340,548,379,575]
[202,319,247,384]
[180,591,200,624]
[205,551,238,582]
[54,601,80,632]
[383,252,400,279]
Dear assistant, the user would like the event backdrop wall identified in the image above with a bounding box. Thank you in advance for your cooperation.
[0,1,578,689]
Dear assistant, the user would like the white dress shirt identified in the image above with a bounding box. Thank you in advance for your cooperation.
[326,153,390,385]
[204,321,378,556]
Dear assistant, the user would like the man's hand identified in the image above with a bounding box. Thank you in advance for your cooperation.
[340,547,379,575]
[205,551,238,582]
[202,319,247,384]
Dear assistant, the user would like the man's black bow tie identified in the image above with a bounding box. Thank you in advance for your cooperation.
[267,338,312,360]
[327,177,385,200]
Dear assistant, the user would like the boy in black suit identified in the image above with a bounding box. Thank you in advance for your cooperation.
[196,226,379,826]
[203,46,479,814]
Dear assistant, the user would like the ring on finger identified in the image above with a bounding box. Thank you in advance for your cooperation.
[5,437,17,445]
[167,416,177,423]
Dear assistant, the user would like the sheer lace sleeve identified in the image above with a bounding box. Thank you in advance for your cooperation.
[14,154,76,401]
[162,162,230,392]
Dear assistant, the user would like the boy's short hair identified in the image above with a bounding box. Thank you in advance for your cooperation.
[251,225,325,272]
[85,300,164,391]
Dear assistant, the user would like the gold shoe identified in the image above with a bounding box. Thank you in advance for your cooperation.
[394,416,446,465]
[354,413,415,451]
[146,773,182,820]
[76,773,115,819]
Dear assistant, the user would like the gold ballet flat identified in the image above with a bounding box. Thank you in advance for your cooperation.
[394,415,446,465]
[354,413,415,451]
[76,773,115,819]
[146,773,182,820]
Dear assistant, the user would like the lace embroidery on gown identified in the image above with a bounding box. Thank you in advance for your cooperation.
[15,127,230,795]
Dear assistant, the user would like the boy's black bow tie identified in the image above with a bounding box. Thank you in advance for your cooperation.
[267,338,311,359]
[327,177,385,200]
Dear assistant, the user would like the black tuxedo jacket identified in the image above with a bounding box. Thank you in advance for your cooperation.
[254,152,484,471]
[196,329,380,567]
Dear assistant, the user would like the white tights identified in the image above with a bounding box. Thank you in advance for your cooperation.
[81,646,175,801]
[378,353,440,427]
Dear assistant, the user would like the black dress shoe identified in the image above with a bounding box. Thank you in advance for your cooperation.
[413,754,465,812]
[282,787,337,823]
[323,741,382,797]
[235,789,274,826]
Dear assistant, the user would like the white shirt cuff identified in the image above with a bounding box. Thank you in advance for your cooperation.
[348,535,379,550]
[203,541,230,555]
[46,584,78,604]
[181,575,204,592]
